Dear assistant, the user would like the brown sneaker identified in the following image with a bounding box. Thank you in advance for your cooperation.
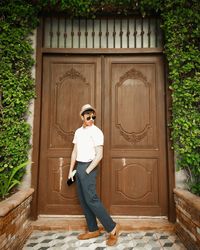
[78,229,100,240]
[106,223,120,246]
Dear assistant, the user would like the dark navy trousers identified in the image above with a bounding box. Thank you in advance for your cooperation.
[76,161,116,233]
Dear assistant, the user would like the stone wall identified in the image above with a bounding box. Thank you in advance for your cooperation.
[0,188,34,250]
[174,188,200,250]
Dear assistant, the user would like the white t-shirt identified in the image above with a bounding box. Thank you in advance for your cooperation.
[73,124,104,162]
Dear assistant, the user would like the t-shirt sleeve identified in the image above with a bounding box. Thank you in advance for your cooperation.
[93,128,104,146]
[72,130,77,144]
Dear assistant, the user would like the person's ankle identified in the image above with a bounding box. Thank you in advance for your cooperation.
[110,224,117,235]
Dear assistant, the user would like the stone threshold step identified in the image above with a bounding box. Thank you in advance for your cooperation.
[31,216,174,232]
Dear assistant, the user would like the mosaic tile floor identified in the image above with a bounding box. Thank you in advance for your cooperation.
[23,230,186,250]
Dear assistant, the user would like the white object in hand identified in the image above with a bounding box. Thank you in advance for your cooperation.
[72,170,76,176]
[69,170,76,181]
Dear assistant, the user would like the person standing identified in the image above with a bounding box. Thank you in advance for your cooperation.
[68,104,120,246]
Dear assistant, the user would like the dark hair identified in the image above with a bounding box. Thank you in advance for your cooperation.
[82,109,95,116]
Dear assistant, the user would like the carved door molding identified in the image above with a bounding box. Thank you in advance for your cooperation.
[115,67,151,144]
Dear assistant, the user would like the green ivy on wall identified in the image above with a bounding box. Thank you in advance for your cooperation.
[161,0,200,195]
[0,1,38,194]
[0,0,199,196]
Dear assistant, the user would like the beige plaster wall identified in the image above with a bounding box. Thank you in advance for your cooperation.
[19,29,37,190]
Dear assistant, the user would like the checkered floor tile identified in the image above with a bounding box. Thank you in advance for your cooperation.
[23,231,186,250]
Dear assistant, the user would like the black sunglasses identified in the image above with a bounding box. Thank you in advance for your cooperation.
[86,115,96,121]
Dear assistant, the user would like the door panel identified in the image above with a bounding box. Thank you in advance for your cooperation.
[112,63,155,147]
[38,54,168,216]
[38,55,101,214]
[102,56,167,215]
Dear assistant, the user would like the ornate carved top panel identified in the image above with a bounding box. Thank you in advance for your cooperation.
[58,68,87,83]
[115,67,151,144]
[54,67,90,139]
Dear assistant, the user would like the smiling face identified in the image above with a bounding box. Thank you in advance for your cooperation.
[82,111,96,127]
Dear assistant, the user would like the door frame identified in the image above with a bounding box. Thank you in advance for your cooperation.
[31,22,175,221]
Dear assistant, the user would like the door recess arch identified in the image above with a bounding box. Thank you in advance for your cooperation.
[31,14,175,222]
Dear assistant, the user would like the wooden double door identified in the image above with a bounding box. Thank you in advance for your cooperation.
[38,54,168,216]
